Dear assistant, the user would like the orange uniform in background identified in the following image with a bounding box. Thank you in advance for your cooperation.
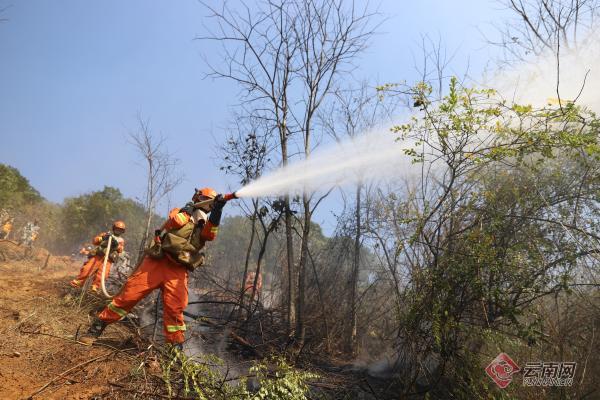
[244,271,263,295]
[0,220,13,240]
[98,203,221,344]
[70,231,125,291]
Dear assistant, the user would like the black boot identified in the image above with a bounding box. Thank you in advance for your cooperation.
[173,343,183,352]
[79,318,107,345]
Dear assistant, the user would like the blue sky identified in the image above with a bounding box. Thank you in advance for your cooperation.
[0,0,505,231]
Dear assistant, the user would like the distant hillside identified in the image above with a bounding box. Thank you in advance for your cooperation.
[0,163,43,208]
[0,163,159,255]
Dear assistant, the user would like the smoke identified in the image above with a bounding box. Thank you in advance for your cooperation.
[235,128,419,198]
[490,34,600,112]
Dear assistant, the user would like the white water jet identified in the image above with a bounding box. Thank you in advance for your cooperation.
[235,128,418,198]
[236,32,600,200]
[490,33,600,112]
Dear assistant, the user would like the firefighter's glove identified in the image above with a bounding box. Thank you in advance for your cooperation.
[154,229,162,244]
[109,251,119,262]
[102,234,119,250]
[180,202,195,215]
[213,194,227,211]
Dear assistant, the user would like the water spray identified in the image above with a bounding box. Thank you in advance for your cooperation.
[229,129,418,199]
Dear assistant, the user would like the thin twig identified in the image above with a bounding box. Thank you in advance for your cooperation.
[27,350,119,399]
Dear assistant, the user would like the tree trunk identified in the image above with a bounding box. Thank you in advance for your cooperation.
[284,196,296,330]
[237,203,258,320]
[138,158,154,264]
[295,195,311,343]
[295,110,313,343]
[247,231,268,319]
[346,183,361,354]
[280,128,296,334]
[138,204,153,263]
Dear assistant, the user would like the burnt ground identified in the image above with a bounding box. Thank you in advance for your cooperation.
[0,240,408,400]
[0,240,147,399]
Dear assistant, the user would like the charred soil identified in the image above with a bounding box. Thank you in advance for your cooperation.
[0,241,144,399]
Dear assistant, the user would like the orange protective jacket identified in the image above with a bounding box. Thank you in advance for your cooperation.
[70,232,125,289]
[2,222,12,233]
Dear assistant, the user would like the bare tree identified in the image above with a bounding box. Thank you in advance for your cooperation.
[319,82,397,353]
[491,0,600,62]
[200,0,299,332]
[290,0,380,343]
[128,114,183,261]
[200,0,380,341]
[218,115,276,321]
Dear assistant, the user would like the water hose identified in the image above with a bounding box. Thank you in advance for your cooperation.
[100,235,113,298]
[193,192,238,209]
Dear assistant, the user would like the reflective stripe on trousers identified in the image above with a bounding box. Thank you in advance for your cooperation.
[166,324,186,333]
[97,255,189,344]
[107,302,128,318]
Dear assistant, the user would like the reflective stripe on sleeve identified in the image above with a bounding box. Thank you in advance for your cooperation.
[175,213,188,225]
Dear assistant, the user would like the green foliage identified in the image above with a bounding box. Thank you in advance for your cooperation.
[394,78,600,167]
[0,163,42,208]
[0,163,163,254]
[161,350,317,400]
[378,78,600,397]
[162,350,247,399]
[0,163,65,251]
[60,186,152,253]
[249,356,319,400]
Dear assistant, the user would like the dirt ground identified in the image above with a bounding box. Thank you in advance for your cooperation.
[0,241,144,399]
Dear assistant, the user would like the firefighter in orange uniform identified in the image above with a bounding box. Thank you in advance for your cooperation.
[70,221,126,292]
[81,188,227,348]
[244,271,263,295]
[0,218,13,240]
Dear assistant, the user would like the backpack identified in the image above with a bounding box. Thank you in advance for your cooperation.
[155,221,206,270]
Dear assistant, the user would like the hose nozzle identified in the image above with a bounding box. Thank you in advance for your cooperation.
[193,192,239,209]
[223,192,238,201]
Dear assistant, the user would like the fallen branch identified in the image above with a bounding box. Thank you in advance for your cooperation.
[20,329,136,357]
[27,350,118,399]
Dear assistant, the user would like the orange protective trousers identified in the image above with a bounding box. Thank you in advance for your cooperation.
[73,255,112,289]
[98,255,188,344]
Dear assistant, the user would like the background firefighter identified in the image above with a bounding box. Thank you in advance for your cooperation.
[0,217,14,240]
[81,187,228,347]
[19,220,40,259]
[70,221,126,292]
[243,271,263,295]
